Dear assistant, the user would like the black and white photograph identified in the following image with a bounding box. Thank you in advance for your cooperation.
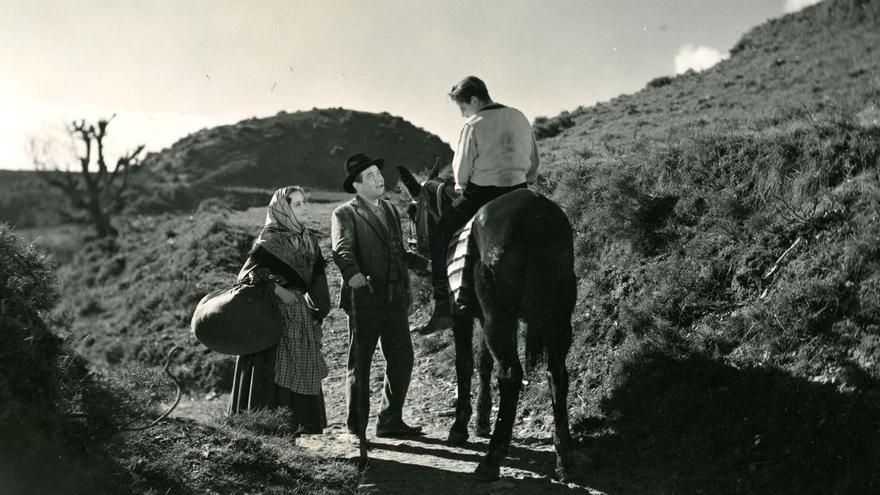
[1,0,879,493]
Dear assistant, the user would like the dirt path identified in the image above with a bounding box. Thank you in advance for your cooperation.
[173,233,602,494]
[174,311,600,495]
[174,389,597,495]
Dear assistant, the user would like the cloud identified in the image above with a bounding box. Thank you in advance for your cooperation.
[784,0,823,13]
[674,45,728,74]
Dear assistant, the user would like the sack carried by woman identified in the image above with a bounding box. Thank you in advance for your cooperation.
[191,273,282,355]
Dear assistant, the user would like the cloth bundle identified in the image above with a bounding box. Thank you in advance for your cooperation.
[191,276,281,355]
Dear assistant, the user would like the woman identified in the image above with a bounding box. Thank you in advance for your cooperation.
[228,185,331,436]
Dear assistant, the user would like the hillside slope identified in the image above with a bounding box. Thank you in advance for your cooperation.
[536,0,880,168]
[0,108,452,227]
[0,170,66,228]
[521,1,880,491]
[136,108,453,211]
[1,224,361,494]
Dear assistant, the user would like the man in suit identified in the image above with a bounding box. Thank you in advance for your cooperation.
[331,153,426,438]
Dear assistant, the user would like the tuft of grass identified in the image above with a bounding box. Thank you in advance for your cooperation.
[220,408,296,437]
[115,418,361,495]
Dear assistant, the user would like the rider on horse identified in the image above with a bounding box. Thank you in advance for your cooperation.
[430,75,541,329]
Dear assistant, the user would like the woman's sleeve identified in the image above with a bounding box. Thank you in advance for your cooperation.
[305,245,331,320]
[251,246,308,292]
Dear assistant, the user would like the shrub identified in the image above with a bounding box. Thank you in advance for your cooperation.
[550,106,880,405]
[647,75,673,88]
[533,111,576,139]
[0,225,66,488]
[0,224,149,492]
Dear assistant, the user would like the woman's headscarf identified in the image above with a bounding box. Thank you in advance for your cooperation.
[250,186,317,284]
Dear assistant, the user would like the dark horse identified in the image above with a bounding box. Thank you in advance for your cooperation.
[398,162,577,481]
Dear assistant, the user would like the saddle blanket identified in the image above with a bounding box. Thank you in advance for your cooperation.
[446,217,475,311]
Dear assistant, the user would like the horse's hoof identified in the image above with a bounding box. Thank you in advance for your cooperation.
[556,451,588,482]
[475,424,491,438]
[474,460,500,482]
[555,462,571,483]
[447,428,469,446]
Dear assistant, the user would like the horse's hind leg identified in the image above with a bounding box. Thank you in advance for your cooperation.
[475,336,493,438]
[474,312,522,481]
[537,269,577,480]
[447,311,475,445]
[546,317,575,481]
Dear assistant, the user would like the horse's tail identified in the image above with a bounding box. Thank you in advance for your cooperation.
[523,195,576,372]
[524,316,546,371]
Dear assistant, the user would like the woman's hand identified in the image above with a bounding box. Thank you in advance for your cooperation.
[348,273,369,289]
[273,285,297,304]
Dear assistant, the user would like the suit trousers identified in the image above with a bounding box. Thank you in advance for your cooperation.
[345,284,413,432]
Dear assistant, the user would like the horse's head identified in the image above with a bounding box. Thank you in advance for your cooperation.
[397,158,457,256]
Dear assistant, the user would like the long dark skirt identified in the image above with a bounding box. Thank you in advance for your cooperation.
[228,344,327,434]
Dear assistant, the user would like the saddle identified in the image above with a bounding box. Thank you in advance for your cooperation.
[446,218,476,312]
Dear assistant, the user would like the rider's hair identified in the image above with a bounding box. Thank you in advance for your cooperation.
[448,76,491,104]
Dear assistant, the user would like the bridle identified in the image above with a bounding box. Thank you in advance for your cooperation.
[409,180,456,255]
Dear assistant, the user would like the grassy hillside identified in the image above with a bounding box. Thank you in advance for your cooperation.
[535,0,880,167]
[517,0,880,492]
[0,224,360,494]
[534,0,880,383]
[58,204,256,390]
[57,195,349,391]
[0,170,66,228]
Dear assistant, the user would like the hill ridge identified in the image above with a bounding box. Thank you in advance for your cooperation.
[535,0,880,167]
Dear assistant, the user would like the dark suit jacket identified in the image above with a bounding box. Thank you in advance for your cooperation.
[331,196,426,311]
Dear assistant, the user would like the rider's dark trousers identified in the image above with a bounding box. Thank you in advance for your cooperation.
[431,182,527,305]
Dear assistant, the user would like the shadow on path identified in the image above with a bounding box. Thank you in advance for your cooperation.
[568,352,880,494]
[360,457,592,495]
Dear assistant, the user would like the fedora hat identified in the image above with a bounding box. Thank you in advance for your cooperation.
[343,153,384,193]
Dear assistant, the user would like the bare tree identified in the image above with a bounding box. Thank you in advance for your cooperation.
[30,116,145,238]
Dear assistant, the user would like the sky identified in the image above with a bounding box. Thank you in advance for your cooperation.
[0,0,822,170]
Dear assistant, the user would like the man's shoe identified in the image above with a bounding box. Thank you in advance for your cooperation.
[292,426,321,437]
[375,422,425,438]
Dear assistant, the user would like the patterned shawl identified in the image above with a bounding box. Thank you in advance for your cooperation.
[250,186,317,285]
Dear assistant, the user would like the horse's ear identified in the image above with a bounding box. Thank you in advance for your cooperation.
[428,156,442,180]
[397,166,422,197]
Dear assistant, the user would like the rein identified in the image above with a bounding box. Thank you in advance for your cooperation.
[430,183,446,221]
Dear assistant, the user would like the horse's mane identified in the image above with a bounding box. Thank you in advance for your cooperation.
[418,163,454,198]
[424,176,456,201]
[436,163,454,182]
